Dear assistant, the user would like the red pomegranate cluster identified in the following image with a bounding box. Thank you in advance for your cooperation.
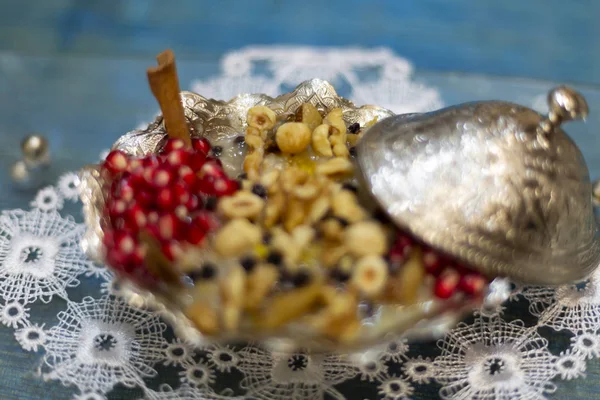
[388,232,488,299]
[99,136,487,300]
[100,137,238,286]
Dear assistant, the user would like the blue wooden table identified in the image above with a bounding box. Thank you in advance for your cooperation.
[0,0,599,85]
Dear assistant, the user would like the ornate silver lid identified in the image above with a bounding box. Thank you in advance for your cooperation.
[357,87,600,285]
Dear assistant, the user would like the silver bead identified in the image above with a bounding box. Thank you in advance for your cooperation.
[21,134,50,167]
[547,86,589,124]
[10,160,30,184]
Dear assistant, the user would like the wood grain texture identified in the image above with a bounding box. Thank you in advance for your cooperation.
[0,0,598,84]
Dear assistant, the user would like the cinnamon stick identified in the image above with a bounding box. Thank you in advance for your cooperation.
[147,49,191,147]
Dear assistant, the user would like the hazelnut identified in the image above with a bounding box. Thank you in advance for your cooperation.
[247,106,277,131]
[275,122,312,154]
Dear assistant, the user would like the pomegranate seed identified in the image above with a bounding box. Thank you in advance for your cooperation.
[147,211,159,224]
[192,212,220,232]
[109,179,121,199]
[151,167,175,188]
[111,179,135,202]
[106,249,129,269]
[127,158,143,172]
[185,224,206,245]
[213,178,239,197]
[178,165,197,186]
[191,137,211,154]
[165,149,190,167]
[157,187,177,210]
[102,230,115,249]
[103,150,130,175]
[187,151,207,171]
[453,262,470,275]
[157,213,180,241]
[434,268,461,299]
[387,246,406,264]
[199,161,227,180]
[125,204,147,230]
[207,156,223,167]
[172,183,191,205]
[108,245,144,272]
[174,205,189,219]
[137,191,155,210]
[459,274,487,296]
[162,241,182,261]
[130,245,146,266]
[108,199,129,218]
[113,231,137,255]
[142,154,161,168]
[196,178,216,196]
[141,167,155,186]
[128,167,148,189]
[394,234,414,257]
[163,138,186,153]
[423,249,443,275]
[127,263,158,284]
[144,223,161,242]
[185,194,200,211]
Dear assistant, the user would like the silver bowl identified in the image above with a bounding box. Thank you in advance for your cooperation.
[79,79,511,352]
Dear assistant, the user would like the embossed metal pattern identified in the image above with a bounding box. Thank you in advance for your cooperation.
[111,78,394,158]
[357,100,600,284]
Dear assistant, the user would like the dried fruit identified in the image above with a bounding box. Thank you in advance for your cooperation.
[263,190,285,228]
[185,298,219,335]
[331,189,367,223]
[281,198,304,232]
[321,242,347,267]
[315,157,354,177]
[259,170,280,192]
[296,103,323,131]
[213,218,262,257]
[391,248,426,304]
[308,196,331,223]
[291,225,316,249]
[319,218,345,241]
[219,266,246,331]
[245,264,278,310]
[255,280,323,330]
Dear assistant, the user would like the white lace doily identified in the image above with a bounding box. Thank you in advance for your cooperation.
[1,46,597,400]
